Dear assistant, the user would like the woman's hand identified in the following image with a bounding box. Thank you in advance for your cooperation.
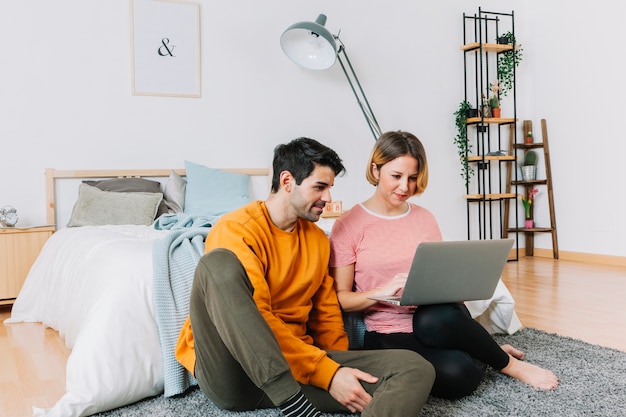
[374,272,408,297]
[332,264,409,312]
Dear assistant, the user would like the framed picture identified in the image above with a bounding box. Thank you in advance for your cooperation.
[130,0,201,97]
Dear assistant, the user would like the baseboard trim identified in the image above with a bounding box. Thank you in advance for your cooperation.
[528,248,626,267]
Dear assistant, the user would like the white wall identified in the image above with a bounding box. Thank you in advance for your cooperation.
[0,0,624,258]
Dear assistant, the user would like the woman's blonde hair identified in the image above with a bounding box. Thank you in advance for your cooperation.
[365,131,429,196]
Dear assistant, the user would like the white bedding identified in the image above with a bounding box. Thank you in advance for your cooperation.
[6,225,170,417]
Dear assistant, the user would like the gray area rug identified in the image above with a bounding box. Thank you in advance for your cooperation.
[95,328,626,416]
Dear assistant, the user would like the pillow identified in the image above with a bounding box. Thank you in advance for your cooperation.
[163,170,186,213]
[183,161,250,216]
[67,184,163,227]
[84,177,169,218]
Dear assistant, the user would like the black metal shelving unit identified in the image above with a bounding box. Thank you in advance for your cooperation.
[460,8,520,259]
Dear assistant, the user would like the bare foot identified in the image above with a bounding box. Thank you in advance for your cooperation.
[501,344,525,360]
[500,354,559,390]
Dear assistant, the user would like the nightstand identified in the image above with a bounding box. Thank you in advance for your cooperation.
[0,225,55,305]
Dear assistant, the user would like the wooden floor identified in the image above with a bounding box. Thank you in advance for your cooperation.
[1,256,625,417]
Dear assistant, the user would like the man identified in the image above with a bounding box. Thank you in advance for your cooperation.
[176,137,435,417]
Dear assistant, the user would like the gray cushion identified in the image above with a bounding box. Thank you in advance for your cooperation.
[67,184,163,227]
[163,170,186,213]
[83,177,168,218]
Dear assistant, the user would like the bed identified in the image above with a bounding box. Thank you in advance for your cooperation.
[6,162,272,417]
[5,162,522,417]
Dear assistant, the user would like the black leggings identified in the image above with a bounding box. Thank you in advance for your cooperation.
[363,303,510,399]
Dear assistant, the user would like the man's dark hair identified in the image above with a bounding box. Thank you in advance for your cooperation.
[271,137,345,192]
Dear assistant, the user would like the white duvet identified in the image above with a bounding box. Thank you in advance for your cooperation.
[6,225,171,417]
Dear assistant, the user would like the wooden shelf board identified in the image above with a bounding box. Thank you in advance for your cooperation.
[467,117,517,124]
[467,155,516,162]
[460,42,516,53]
[511,179,548,185]
[507,227,554,233]
[514,143,545,149]
[464,193,517,200]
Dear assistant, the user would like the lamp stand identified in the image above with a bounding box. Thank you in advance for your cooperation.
[335,38,382,140]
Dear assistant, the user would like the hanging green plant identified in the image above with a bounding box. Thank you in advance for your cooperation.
[453,100,474,188]
[497,31,523,98]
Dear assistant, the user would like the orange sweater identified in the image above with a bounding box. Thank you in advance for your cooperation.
[175,201,349,390]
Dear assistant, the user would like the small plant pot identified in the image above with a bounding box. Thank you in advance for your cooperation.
[525,219,534,229]
[466,108,479,118]
[521,166,536,181]
[497,36,510,45]
[491,108,501,118]
[524,135,533,144]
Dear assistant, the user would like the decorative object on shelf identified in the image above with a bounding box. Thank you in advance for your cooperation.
[496,31,523,99]
[525,219,534,229]
[489,80,501,118]
[280,14,382,140]
[521,150,538,180]
[489,95,500,118]
[521,188,538,221]
[321,200,343,218]
[453,100,475,187]
[496,35,510,44]
[521,166,535,181]
[525,131,533,144]
[0,205,18,227]
[481,93,491,118]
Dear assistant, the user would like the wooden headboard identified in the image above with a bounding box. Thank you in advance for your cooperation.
[45,167,272,227]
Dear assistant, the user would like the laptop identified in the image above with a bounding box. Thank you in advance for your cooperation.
[368,239,514,306]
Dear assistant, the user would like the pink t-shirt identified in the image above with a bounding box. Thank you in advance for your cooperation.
[329,203,442,333]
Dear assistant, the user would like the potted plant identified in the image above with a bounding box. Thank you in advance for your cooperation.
[521,188,538,228]
[488,79,502,118]
[496,31,523,99]
[496,34,510,44]
[489,93,500,118]
[525,131,533,144]
[521,150,537,181]
[453,100,475,188]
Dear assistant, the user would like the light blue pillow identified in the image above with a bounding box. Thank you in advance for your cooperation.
[183,161,250,216]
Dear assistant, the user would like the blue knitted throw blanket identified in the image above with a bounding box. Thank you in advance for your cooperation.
[152,214,218,397]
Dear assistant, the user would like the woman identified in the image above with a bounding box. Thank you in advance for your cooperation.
[329,131,557,399]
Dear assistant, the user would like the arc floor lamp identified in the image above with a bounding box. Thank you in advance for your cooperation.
[280,14,382,140]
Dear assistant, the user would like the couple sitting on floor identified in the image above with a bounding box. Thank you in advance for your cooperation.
[175,132,558,417]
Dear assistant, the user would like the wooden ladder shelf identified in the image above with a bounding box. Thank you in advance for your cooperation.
[504,119,559,259]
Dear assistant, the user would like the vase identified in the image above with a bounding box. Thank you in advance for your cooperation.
[491,108,501,118]
[525,219,534,229]
[521,165,536,181]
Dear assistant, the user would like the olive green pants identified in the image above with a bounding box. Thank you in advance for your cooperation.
[189,248,435,417]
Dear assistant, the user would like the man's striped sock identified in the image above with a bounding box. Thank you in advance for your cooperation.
[279,391,322,417]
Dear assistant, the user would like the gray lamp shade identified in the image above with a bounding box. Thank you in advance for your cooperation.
[280,14,337,70]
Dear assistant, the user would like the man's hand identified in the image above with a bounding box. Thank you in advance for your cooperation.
[328,367,379,414]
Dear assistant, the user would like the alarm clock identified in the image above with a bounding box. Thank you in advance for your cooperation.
[0,205,18,227]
